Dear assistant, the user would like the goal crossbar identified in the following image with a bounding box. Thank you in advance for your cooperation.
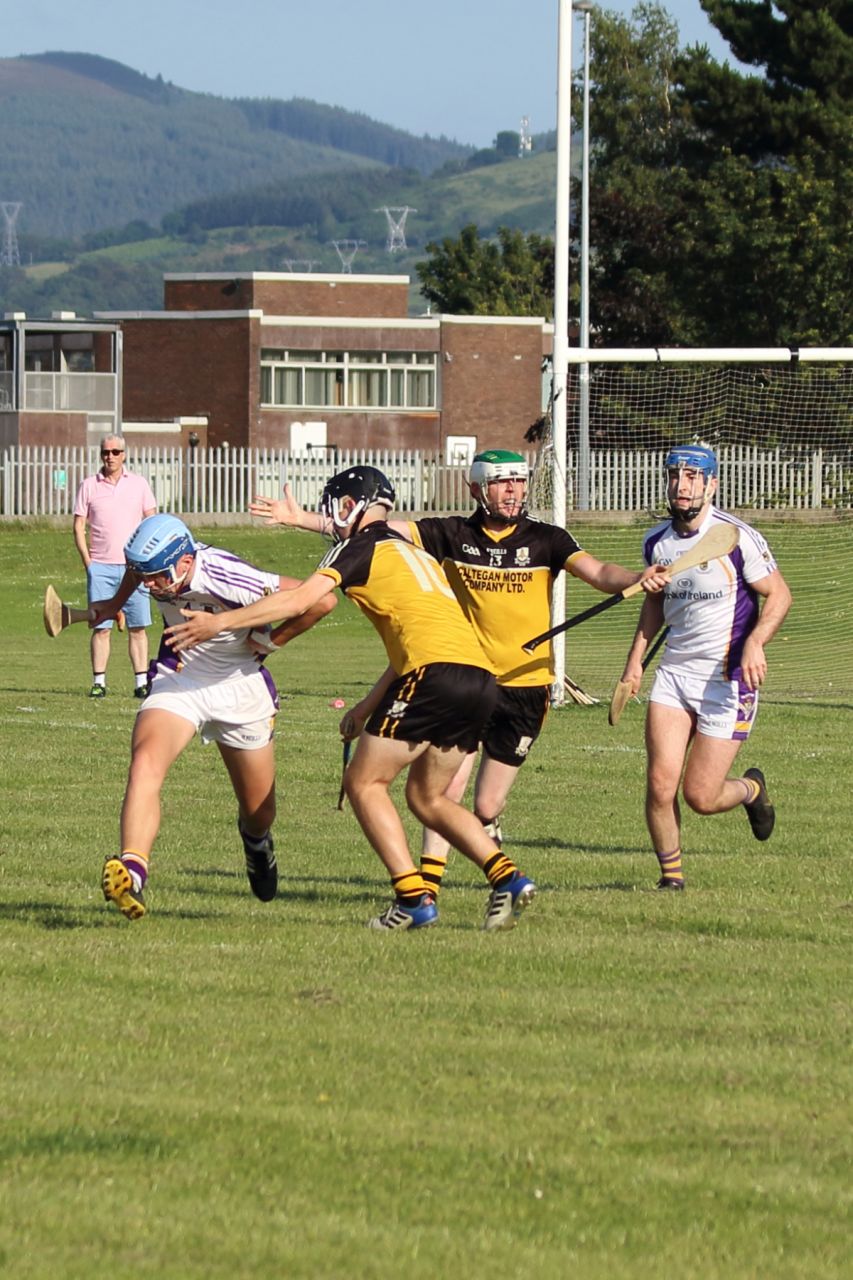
[566,347,852,364]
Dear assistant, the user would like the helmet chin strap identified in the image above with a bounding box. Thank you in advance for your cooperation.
[326,494,377,542]
[146,559,192,597]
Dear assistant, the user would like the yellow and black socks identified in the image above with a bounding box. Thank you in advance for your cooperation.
[419,853,448,897]
[483,851,518,889]
[391,870,431,905]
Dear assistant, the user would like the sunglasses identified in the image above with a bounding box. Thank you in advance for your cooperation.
[101,449,125,456]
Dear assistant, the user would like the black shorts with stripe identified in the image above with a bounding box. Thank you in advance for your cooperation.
[482,684,550,767]
[366,662,498,753]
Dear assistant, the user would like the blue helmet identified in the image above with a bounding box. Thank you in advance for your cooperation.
[125,514,195,577]
[664,444,718,479]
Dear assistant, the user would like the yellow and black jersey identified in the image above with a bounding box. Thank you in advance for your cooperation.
[316,524,493,677]
[408,512,584,686]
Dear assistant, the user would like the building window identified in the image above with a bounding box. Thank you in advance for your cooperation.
[260,349,436,410]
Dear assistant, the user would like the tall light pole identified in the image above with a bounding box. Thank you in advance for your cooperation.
[575,1,593,511]
[550,0,576,705]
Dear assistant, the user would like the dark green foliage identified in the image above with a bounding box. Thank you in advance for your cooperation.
[161,167,420,237]
[494,130,521,157]
[5,259,165,315]
[30,51,176,103]
[235,96,470,172]
[416,223,556,317]
[81,221,160,252]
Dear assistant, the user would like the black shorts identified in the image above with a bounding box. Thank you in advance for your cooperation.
[481,684,550,767]
[366,663,498,753]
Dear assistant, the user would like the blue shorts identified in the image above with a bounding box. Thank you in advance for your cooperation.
[87,562,151,630]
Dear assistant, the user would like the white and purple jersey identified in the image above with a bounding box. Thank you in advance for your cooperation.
[150,543,281,689]
[643,508,777,682]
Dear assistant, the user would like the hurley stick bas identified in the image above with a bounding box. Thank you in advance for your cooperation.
[43,584,95,637]
[523,522,739,654]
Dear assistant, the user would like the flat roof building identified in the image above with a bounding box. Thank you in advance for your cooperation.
[97,272,550,460]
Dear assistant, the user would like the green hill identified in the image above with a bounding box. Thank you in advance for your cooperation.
[6,150,561,317]
[0,52,469,239]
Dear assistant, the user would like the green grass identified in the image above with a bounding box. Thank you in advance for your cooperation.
[1,525,850,1279]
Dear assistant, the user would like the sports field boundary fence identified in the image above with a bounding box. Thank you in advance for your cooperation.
[2,442,851,519]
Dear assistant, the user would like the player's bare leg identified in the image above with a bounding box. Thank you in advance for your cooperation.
[419,752,520,896]
[344,733,440,930]
[419,748,476,895]
[682,733,749,815]
[345,733,430,877]
[645,702,693,888]
[471,754,520,837]
[408,747,504,869]
[407,746,536,933]
[219,741,278,901]
[103,708,195,918]
[683,731,775,841]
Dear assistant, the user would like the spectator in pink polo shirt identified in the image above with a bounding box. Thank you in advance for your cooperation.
[73,434,157,699]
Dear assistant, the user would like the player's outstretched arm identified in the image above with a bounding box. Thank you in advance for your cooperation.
[268,580,337,649]
[249,484,327,533]
[165,572,336,650]
[568,552,668,595]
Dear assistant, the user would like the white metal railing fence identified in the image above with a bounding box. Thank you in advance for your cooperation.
[584,445,851,511]
[1,444,850,518]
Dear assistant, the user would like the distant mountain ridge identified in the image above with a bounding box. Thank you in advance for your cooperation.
[0,52,470,238]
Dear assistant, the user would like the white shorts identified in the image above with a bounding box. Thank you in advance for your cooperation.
[650,665,759,741]
[141,671,277,750]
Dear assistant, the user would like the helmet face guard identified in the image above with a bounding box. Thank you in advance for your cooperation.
[124,514,195,594]
[320,466,395,542]
[468,450,529,523]
[664,445,718,521]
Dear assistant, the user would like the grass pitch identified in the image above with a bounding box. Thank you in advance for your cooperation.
[0,524,850,1279]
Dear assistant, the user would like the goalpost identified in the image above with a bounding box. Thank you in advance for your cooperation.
[528,347,853,704]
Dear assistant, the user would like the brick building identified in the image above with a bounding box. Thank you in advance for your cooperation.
[99,272,550,459]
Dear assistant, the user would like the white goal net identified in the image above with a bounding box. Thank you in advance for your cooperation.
[528,350,852,702]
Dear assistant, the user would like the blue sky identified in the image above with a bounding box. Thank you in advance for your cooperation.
[5,1,744,148]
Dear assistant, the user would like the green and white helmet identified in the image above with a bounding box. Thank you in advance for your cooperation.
[468,449,529,521]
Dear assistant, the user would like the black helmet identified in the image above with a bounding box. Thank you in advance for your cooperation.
[320,466,395,541]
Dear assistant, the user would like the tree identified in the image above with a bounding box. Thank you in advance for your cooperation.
[494,131,521,158]
[686,1,852,175]
[584,1,852,345]
[416,224,555,318]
